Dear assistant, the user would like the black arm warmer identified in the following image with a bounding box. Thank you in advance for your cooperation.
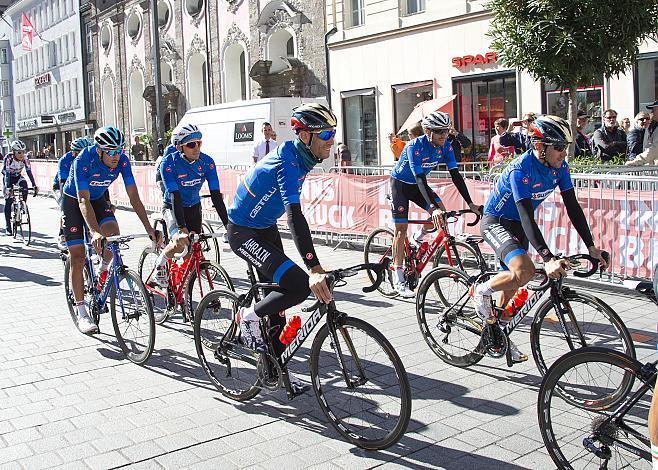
[448,168,473,205]
[210,190,228,227]
[170,190,187,230]
[415,174,439,210]
[561,188,594,248]
[285,203,320,269]
[516,198,554,261]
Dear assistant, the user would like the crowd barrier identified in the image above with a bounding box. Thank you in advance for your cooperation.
[30,161,657,281]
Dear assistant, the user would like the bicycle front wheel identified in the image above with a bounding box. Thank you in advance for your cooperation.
[137,245,170,325]
[201,220,220,265]
[194,289,260,401]
[538,347,650,470]
[63,257,98,330]
[531,290,635,376]
[14,202,31,246]
[416,267,484,367]
[110,270,156,365]
[186,260,234,322]
[363,227,398,298]
[309,316,411,450]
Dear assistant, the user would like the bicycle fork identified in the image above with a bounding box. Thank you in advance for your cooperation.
[328,311,368,389]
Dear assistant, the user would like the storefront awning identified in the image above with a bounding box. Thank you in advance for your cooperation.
[17,120,86,138]
[392,80,433,94]
[340,88,375,99]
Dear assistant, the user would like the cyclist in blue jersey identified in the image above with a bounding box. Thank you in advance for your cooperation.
[3,140,38,236]
[389,111,481,298]
[61,126,158,334]
[474,115,608,362]
[53,137,94,250]
[227,102,337,396]
[152,124,229,286]
[155,133,179,199]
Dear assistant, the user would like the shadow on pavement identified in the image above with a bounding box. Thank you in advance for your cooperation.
[0,237,61,260]
[0,264,60,286]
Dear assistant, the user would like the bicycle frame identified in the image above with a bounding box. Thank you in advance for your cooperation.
[404,220,453,274]
[86,238,125,312]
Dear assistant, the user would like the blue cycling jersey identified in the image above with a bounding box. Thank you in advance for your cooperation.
[160,151,220,207]
[390,135,457,184]
[54,151,74,186]
[484,149,573,221]
[228,141,310,229]
[62,146,135,200]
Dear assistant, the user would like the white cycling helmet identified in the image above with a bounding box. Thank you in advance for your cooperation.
[94,126,125,151]
[172,123,202,145]
[421,112,451,131]
[10,140,27,152]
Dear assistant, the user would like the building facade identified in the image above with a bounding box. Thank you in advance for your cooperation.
[326,0,658,165]
[0,34,16,155]
[85,0,327,160]
[6,0,86,157]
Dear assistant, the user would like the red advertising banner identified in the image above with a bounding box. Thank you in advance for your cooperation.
[30,162,656,278]
[21,13,33,52]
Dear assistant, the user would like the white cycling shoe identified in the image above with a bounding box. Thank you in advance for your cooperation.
[395,282,415,299]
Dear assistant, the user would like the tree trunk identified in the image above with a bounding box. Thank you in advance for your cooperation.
[567,81,579,162]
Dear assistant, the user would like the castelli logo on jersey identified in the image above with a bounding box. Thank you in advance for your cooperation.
[197,165,202,171]
[551,170,557,176]
[165,166,172,172]
[414,150,420,156]
[522,177,529,184]
[540,248,550,256]
[209,163,215,169]
[305,253,313,260]
[82,166,88,172]
[122,161,127,167]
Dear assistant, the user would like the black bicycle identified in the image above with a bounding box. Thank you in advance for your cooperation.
[416,253,635,375]
[537,268,658,469]
[8,185,35,245]
[193,259,412,450]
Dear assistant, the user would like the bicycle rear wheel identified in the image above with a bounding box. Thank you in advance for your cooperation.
[538,347,650,470]
[186,260,234,322]
[110,270,155,365]
[416,267,484,367]
[363,227,398,297]
[13,202,30,246]
[137,245,171,324]
[433,239,484,278]
[194,289,260,401]
[531,290,635,377]
[309,316,411,450]
[63,257,99,329]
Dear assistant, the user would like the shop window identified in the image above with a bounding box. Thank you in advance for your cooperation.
[453,72,517,160]
[1,81,8,97]
[392,80,433,139]
[402,0,425,15]
[342,88,378,166]
[545,78,603,134]
[637,54,658,111]
[0,48,7,64]
[346,0,365,27]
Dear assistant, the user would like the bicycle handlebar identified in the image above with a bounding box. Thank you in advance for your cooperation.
[527,251,610,291]
[188,232,223,243]
[443,207,482,227]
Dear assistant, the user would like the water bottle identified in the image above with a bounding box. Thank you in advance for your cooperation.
[416,241,429,261]
[279,315,301,345]
[503,288,529,321]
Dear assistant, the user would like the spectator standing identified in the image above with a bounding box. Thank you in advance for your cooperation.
[619,117,632,134]
[592,109,627,162]
[47,144,55,159]
[131,136,147,161]
[626,112,650,161]
[626,101,658,166]
[488,118,515,164]
[389,123,423,161]
[336,143,352,171]
[252,122,278,164]
[448,125,472,162]
[575,111,592,158]
[499,112,536,153]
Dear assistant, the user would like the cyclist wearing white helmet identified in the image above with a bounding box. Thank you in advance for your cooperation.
[152,123,229,287]
[3,140,37,235]
[474,115,607,362]
[389,111,481,298]
[61,125,159,334]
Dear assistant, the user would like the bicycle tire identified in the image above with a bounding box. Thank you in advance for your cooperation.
[110,269,156,365]
[653,265,658,303]
[137,246,171,325]
[537,347,649,470]
[433,239,485,275]
[15,202,31,246]
[309,316,411,450]
[363,227,399,298]
[201,220,220,266]
[416,267,485,367]
[63,257,99,329]
[531,289,635,377]
[186,260,234,323]
[194,289,261,401]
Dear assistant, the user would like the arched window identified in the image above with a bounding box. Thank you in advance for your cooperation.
[129,71,146,132]
[224,44,247,102]
[267,29,294,74]
[286,37,294,57]
[161,61,173,84]
[187,53,207,107]
[101,78,116,125]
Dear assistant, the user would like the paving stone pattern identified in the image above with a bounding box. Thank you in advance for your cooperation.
[0,196,655,469]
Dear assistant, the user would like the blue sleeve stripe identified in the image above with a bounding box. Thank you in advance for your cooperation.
[273,259,295,284]
[503,248,527,266]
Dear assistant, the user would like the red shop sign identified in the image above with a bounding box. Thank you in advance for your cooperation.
[452,52,497,68]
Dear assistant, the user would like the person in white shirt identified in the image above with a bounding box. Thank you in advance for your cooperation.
[252,122,278,163]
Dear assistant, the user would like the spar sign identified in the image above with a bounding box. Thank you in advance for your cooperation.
[21,14,33,52]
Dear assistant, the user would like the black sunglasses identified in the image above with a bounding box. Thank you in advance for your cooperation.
[184,141,201,149]
[549,143,567,152]
[638,117,649,122]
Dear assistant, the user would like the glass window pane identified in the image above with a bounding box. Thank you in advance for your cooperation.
[546,87,602,133]
[393,83,432,136]
[343,91,378,166]
[638,57,658,111]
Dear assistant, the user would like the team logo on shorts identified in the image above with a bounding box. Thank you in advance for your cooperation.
[398,205,404,212]
[70,226,78,233]
[305,253,314,260]
[522,177,529,184]
[278,311,286,317]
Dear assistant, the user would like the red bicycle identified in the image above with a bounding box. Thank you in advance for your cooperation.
[138,232,234,324]
[363,209,485,298]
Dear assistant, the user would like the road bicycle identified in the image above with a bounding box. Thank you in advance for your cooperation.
[363,207,486,297]
[416,253,635,375]
[7,185,35,245]
[138,232,233,325]
[537,268,658,469]
[193,259,412,450]
[62,232,156,364]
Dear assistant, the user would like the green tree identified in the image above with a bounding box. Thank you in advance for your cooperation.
[486,0,658,157]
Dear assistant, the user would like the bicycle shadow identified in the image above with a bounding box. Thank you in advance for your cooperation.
[0,264,60,286]
[0,242,61,261]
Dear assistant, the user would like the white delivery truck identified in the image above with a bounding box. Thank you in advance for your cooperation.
[177,97,334,171]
